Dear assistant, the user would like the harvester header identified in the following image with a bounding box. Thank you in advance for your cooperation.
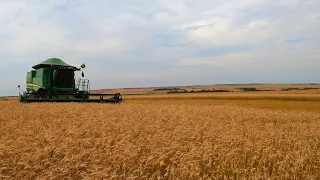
[18,58,122,103]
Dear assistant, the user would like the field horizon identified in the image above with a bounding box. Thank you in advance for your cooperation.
[2,83,320,98]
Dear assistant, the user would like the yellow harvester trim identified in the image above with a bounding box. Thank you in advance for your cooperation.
[27,83,41,87]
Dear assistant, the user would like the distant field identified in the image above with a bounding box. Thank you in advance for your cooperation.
[125,91,320,113]
[93,84,320,95]
[0,90,319,179]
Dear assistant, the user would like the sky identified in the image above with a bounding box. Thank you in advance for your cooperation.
[0,0,319,96]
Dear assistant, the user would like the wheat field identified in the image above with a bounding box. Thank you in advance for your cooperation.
[1,93,320,179]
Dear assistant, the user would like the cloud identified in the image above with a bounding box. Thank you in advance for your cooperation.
[0,0,319,95]
[180,52,253,67]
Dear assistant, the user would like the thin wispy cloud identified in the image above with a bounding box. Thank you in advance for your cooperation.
[0,0,319,95]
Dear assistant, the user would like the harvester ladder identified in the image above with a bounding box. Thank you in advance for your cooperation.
[77,79,90,92]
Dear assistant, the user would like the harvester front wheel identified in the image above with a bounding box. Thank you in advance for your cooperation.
[35,89,48,99]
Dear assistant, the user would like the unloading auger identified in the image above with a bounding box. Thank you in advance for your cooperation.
[18,58,123,103]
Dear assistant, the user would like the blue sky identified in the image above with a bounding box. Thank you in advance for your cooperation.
[0,0,319,96]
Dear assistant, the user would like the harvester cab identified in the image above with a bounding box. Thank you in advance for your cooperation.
[18,58,122,103]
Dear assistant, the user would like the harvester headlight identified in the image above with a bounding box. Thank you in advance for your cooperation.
[81,64,86,69]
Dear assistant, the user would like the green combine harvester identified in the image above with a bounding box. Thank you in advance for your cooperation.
[18,58,123,103]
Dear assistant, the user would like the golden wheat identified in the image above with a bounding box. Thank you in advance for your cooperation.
[0,97,319,179]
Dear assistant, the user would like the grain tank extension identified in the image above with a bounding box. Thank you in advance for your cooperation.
[18,58,122,103]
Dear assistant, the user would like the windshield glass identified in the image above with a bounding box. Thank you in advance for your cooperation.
[52,69,74,88]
